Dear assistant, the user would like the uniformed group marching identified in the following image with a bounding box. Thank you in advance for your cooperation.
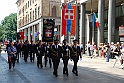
[6,39,82,77]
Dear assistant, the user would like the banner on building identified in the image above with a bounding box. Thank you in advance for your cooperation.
[119,26,124,36]
[42,19,55,42]
[20,32,24,40]
[61,3,76,36]
[17,32,24,40]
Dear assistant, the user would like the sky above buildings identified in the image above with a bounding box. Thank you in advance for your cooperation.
[0,0,17,22]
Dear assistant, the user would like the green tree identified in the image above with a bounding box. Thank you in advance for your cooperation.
[0,13,17,40]
[0,24,4,41]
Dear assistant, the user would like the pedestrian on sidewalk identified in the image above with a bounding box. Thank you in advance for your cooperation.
[90,42,93,59]
[87,41,91,56]
[105,43,111,62]
[113,44,123,69]
[93,42,97,57]
[7,42,17,71]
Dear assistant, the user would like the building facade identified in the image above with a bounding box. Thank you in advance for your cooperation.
[16,0,61,42]
[66,0,124,46]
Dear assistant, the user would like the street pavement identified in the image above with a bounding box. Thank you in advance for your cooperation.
[0,51,124,83]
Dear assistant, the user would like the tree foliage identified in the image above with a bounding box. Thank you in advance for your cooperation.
[0,13,17,41]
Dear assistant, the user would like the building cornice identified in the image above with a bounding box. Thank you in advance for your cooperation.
[16,0,21,4]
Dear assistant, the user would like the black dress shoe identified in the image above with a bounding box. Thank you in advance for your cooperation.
[53,72,55,75]
[72,70,75,74]
[66,73,69,76]
[63,72,66,74]
[55,74,58,77]
[76,73,78,76]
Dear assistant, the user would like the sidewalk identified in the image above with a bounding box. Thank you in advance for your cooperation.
[0,51,124,83]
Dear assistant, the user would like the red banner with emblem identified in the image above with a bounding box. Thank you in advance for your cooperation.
[42,19,55,42]
[20,32,24,40]
[61,3,76,36]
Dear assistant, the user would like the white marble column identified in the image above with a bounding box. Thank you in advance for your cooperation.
[28,27,30,41]
[31,26,33,41]
[108,0,116,44]
[24,29,27,41]
[86,14,90,44]
[38,20,42,40]
[98,0,105,46]
[33,25,36,43]
[80,2,86,54]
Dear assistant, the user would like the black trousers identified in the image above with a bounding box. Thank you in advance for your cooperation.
[88,47,91,56]
[37,54,43,68]
[52,57,60,75]
[24,52,28,62]
[19,51,24,57]
[72,57,78,74]
[30,52,35,62]
[63,57,69,74]
[8,56,16,69]
[16,52,19,62]
[44,54,52,68]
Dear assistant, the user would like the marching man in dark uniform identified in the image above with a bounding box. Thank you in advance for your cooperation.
[23,40,29,62]
[62,39,71,76]
[50,40,62,77]
[29,41,35,62]
[70,39,82,76]
[44,43,52,68]
[36,40,44,68]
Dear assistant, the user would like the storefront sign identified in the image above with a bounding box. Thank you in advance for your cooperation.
[119,26,124,36]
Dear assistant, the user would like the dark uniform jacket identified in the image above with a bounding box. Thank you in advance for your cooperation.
[29,44,35,52]
[50,45,62,59]
[70,45,82,60]
[36,45,44,56]
[62,45,71,59]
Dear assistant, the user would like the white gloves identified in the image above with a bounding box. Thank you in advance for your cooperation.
[80,58,82,61]
[38,51,40,54]
[66,48,69,51]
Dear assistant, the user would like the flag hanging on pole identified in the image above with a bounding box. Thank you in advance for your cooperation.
[62,3,67,36]
[92,13,99,28]
[71,4,76,35]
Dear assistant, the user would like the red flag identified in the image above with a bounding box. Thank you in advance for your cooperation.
[20,32,24,40]
[62,3,67,36]
[71,5,76,35]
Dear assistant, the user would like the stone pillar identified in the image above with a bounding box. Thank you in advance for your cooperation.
[31,26,34,41]
[33,25,36,43]
[38,20,42,40]
[86,14,90,44]
[76,5,79,42]
[97,0,105,46]
[80,3,86,54]
[108,0,116,44]
[28,27,30,41]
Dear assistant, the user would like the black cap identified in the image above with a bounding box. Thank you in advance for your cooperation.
[63,39,67,43]
[54,39,59,42]
[73,39,78,43]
